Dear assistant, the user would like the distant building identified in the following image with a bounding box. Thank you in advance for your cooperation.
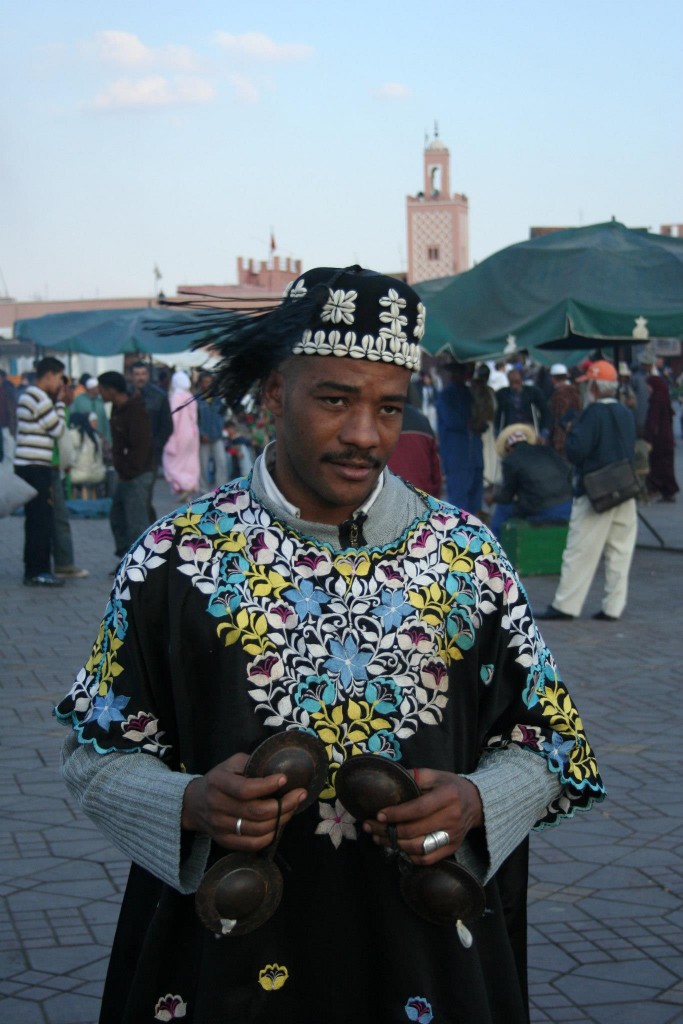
[406,128,469,284]
[0,256,302,374]
[178,256,302,300]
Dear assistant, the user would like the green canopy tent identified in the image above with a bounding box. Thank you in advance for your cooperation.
[416,221,683,366]
[12,306,225,356]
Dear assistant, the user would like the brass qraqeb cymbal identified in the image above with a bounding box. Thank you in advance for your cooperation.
[400,859,486,928]
[335,754,420,821]
[195,853,283,937]
[244,731,329,813]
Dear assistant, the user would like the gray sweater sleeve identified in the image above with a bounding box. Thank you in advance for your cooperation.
[61,731,560,893]
[460,744,562,883]
[61,731,211,894]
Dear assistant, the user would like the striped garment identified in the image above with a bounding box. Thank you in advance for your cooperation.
[13,385,65,467]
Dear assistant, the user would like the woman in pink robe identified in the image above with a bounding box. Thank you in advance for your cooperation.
[162,371,200,499]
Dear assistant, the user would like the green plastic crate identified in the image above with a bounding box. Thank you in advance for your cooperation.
[499,518,569,576]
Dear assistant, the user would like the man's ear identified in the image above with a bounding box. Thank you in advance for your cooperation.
[262,370,285,418]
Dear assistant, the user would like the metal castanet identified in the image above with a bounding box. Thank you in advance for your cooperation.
[195,731,328,936]
[336,754,486,938]
[335,754,420,821]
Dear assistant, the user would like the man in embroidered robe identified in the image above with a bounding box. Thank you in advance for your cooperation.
[57,266,604,1024]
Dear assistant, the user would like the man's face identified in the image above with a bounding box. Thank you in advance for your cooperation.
[39,370,64,399]
[132,366,150,391]
[508,370,523,391]
[99,384,115,403]
[86,385,99,398]
[199,375,213,395]
[263,356,410,524]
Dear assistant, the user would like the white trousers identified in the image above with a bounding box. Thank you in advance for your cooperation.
[552,495,637,618]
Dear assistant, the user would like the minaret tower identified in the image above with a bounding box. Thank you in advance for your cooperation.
[406,124,469,284]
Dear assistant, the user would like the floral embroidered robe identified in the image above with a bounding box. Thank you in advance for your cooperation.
[57,481,604,1024]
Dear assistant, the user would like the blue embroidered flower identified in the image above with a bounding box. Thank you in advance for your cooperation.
[208,585,242,617]
[364,679,402,714]
[542,730,575,770]
[283,579,328,619]
[405,996,433,1022]
[446,608,475,650]
[110,599,128,641]
[294,675,336,712]
[87,690,130,731]
[198,512,234,536]
[219,552,249,583]
[370,588,413,629]
[480,664,494,686]
[324,636,372,689]
[450,527,486,552]
[367,729,400,757]
[445,572,477,603]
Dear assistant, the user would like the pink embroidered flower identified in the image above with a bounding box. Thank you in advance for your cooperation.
[265,603,298,629]
[145,528,174,553]
[121,712,159,742]
[154,993,187,1020]
[215,490,250,513]
[178,536,212,562]
[249,530,279,564]
[421,661,448,692]
[377,561,403,588]
[248,654,284,686]
[408,528,438,557]
[293,550,333,578]
[476,558,504,591]
[511,724,542,749]
[397,624,433,654]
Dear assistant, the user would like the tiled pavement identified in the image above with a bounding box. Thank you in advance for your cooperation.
[0,459,681,1024]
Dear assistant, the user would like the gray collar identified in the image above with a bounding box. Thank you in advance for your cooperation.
[250,453,429,551]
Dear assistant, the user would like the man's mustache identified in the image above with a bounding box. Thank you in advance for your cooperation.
[322,451,383,470]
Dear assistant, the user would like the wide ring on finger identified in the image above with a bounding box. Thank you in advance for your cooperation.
[235,817,244,836]
[421,829,450,855]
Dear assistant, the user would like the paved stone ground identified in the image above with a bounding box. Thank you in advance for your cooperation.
[0,455,681,1024]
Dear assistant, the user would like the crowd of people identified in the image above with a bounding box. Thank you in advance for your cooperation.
[405,348,680,623]
[0,361,271,585]
[1,344,681,605]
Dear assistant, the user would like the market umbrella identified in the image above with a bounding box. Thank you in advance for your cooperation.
[12,306,228,356]
[416,221,683,365]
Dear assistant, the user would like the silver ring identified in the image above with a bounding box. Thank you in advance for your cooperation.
[235,817,243,836]
[422,829,451,855]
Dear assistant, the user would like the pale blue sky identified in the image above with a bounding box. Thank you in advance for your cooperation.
[2,0,681,301]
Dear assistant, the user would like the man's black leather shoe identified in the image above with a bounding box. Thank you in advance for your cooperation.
[592,610,620,621]
[536,606,575,621]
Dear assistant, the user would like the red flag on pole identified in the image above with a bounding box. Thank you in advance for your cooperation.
[270,231,276,253]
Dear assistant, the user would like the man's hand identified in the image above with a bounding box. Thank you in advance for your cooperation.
[362,769,483,865]
[181,752,308,852]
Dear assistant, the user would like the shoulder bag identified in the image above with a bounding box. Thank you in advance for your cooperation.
[582,406,640,513]
[0,458,38,518]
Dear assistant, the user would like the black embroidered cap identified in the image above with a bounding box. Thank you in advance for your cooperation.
[285,266,424,372]
[164,266,425,407]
